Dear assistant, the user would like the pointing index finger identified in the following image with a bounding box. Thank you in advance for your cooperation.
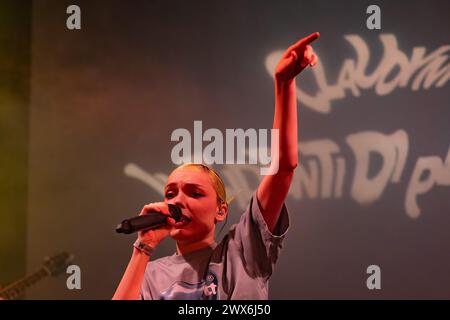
[303,32,320,45]
[289,32,320,52]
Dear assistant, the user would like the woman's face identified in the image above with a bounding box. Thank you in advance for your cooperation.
[164,167,222,243]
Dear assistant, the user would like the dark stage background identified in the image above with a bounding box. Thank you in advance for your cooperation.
[0,0,449,299]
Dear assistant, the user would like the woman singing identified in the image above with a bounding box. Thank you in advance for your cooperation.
[113,32,320,300]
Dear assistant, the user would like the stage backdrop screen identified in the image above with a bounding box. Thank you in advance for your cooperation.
[23,0,450,299]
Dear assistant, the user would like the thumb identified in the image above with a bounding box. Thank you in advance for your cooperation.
[166,217,176,225]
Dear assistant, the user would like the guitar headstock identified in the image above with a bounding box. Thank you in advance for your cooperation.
[43,252,74,277]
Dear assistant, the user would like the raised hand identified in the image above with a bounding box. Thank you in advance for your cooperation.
[274,32,320,82]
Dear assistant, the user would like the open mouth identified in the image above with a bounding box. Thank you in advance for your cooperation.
[175,214,191,227]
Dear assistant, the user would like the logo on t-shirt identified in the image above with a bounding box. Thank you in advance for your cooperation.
[160,271,218,300]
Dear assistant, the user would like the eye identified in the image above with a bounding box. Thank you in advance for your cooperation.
[191,191,203,198]
[165,192,175,199]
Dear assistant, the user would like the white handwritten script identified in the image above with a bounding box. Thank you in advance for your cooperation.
[125,130,450,219]
[265,34,449,114]
[125,34,449,220]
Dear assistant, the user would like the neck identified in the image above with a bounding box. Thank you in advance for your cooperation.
[176,238,215,255]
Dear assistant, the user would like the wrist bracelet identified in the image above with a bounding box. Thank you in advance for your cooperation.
[133,239,154,256]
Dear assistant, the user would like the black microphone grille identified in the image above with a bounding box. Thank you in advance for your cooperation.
[168,204,182,221]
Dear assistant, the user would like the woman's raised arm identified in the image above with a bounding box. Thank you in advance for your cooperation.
[257,32,320,233]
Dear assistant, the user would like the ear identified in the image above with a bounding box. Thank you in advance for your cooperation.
[215,202,228,223]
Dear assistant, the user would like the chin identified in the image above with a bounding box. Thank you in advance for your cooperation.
[170,227,210,244]
[170,228,190,241]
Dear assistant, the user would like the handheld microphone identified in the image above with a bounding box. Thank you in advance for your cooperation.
[115,204,182,234]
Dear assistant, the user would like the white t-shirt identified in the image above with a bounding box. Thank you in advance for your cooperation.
[140,191,290,300]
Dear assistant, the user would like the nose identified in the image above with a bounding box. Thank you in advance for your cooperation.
[170,193,186,210]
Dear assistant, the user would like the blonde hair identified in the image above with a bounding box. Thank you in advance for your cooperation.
[173,163,232,206]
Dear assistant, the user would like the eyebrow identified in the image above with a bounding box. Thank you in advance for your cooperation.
[164,183,206,190]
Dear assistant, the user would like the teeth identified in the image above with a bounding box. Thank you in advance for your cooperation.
[180,215,190,223]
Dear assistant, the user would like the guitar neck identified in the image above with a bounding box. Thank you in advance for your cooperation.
[0,268,49,300]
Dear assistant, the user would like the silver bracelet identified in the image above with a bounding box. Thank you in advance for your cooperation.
[133,239,154,256]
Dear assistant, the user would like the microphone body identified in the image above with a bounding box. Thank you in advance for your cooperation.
[116,204,182,234]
